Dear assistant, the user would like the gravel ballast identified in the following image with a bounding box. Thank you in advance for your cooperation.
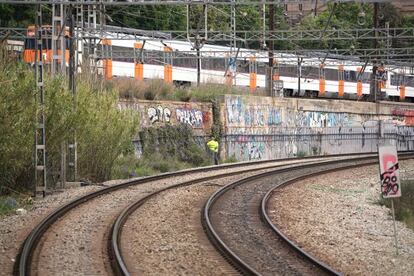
[1,159,310,275]
[267,160,414,275]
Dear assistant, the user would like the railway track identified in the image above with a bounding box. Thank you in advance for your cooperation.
[108,153,376,275]
[15,155,345,276]
[14,153,412,276]
[202,153,414,276]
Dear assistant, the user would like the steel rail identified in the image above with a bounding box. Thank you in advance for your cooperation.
[260,152,414,276]
[202,153,414,276]
[15,153,365,276]
[13,157,300,276]
[109,156,340,275]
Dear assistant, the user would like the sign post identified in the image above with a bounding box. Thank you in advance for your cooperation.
[378,145,401,255]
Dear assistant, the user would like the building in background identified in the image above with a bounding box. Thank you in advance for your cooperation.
[284,0,414,26]
[392,0,414,15]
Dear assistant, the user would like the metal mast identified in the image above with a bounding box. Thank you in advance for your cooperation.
[52,1,66,74]
[34,5,47,197]
[230,0,236,85]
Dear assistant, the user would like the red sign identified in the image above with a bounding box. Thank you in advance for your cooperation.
[378,145,401,198]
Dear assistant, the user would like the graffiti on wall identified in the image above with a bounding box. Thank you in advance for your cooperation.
[233,141,266,161]
[296,111,351,128]
[268,109,282,126]
[392,109,414,126]
[226,97,282,127]
[148,106,171,124]
[176,108,205,127]
[227,97,243,124]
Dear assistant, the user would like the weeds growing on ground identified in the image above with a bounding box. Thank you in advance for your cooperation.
[110,77,248,103]
[378,180,414,230]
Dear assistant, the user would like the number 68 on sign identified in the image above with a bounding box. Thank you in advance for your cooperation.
[378,145,401,198]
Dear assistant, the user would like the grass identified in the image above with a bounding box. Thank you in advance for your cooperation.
[223,155,238,164]
[109,77,251,103]
[309,184,365,196]
[0,188,33,217]
[111,153,205,179]
[379,180,414,230]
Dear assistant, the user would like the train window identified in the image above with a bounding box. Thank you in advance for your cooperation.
[325,68,338,81]
[280,64,297,77]
[389,74,414,87]
[301,66,318,79]
[349,71,356,82]
[407,76,414,87]
[391,74,401,86]
[24,38,35,50]
[362,72,371,83]
[41,39,52,50]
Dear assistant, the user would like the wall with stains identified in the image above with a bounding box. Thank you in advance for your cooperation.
[118,99,212,136]
[223,95,414,161]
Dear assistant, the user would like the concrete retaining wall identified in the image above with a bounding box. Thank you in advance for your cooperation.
[119,96,414,161]
[221,95,414,161]
[118,99,213,136]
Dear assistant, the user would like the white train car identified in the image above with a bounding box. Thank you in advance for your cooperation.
[93,31,414,102]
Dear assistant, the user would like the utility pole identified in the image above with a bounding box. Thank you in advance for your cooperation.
[87,1,97,75]
[187,4,207,87]
[230,0,236,85]
[268,3,274,96]
[34,4,47,197]
[196,34,201,87]
[371,2,379,102]
[298,57,302,96]
[68,5,77,182]
[52,2,66,75]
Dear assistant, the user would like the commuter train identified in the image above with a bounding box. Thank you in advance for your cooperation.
[23,25,70,64]
[22,25,414,102]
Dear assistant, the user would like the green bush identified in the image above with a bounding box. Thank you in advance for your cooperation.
[0,47,139,193]
[139,124,210,167]
[74,80,138,182]
[172,88,191,102]
[0,47,36,190]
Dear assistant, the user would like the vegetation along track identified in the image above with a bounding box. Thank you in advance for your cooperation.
[15,154,355,276]
[203,153,414,276]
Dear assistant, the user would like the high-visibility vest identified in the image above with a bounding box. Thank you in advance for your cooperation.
[207,140,219,153]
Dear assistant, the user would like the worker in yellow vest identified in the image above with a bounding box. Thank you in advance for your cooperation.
[207,137,219,165]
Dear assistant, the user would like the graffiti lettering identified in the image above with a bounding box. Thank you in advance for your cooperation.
[392,109,414,126]
[147,106,171,124]
[226,97,243,124]
[380,154,400,197]
[176,108,204,127]
[268,109,282,126]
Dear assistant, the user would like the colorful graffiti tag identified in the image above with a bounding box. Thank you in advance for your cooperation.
[392,109,414,126]
[147,106,171,124]
[226,97,282,127]
[296,111,351,128]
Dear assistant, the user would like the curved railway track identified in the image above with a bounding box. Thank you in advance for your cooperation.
[15,155,345,276]
[202,153,414,276]
[14,153,413,276]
